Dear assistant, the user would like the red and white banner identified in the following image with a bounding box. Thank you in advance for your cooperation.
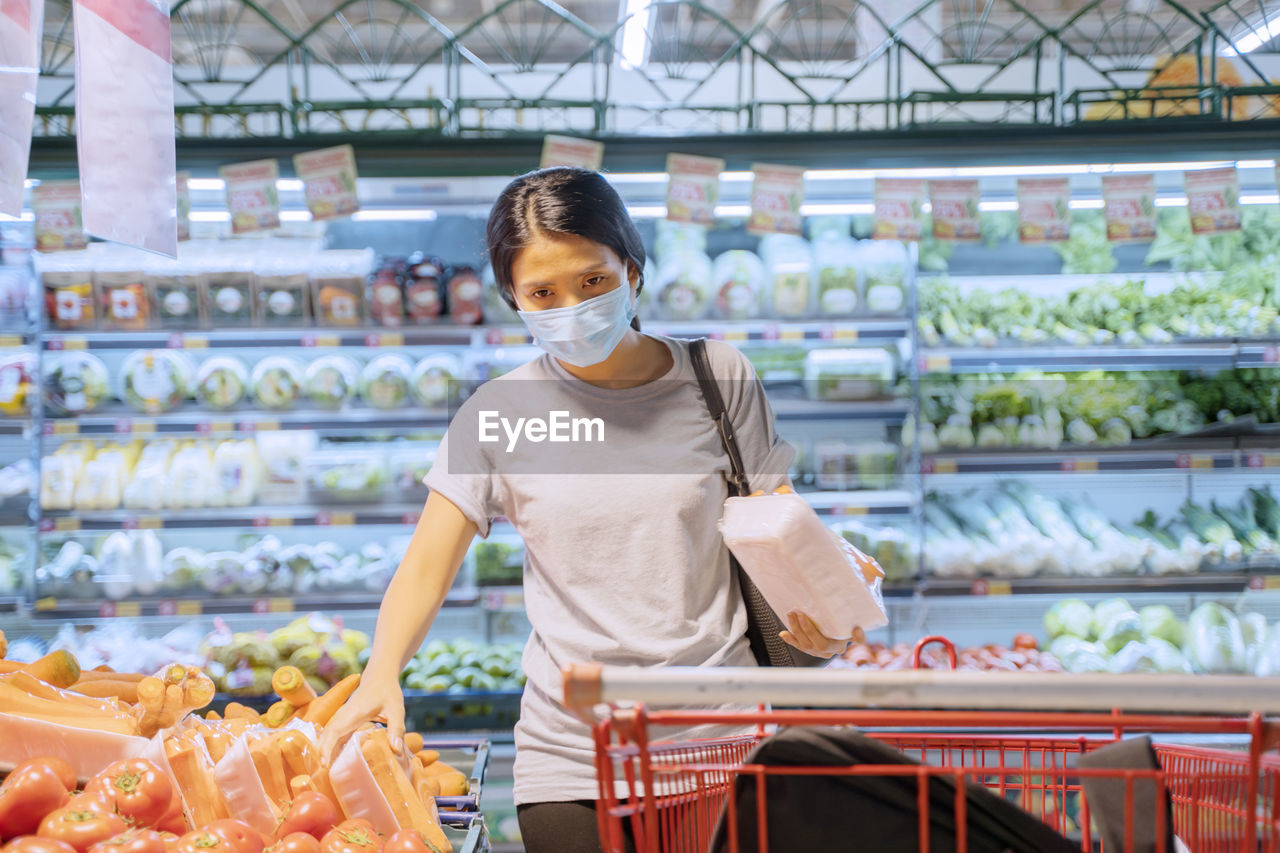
[747,163,805,236]
[73,0,177,255]
[540,135,604,171]
[1101,174,1157,243]
[1185,167,1242,235]
[873,178,927,241]
[221,159,280,235]
[665,153,723,226]
[32,180,87,252]
[1016,178,1071,243]
[294,144,360,221]
[928,179,981,241]
[0,0,43,217]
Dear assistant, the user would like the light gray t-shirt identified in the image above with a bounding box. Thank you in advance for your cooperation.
[423,335,795,804]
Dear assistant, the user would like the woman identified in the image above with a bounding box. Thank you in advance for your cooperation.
[319,167,855,852]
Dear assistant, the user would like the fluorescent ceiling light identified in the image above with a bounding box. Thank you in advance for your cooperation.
[800,203,875,215]
[1236,160,1277,170]
[1069,199,1105,210]
[0,212,34,222]
[189,211,230,222]
[1104,161,1231,173]
[1224,10,1280,55]
[187,179,224,191]
[1243,193,1280,205]
[1155,197,1188,207]
[978,200,1019,212]
[23,180,37,188]
[625,205,666,218]
[714,204,751,216]
[279,210,311,222]
[608,173,668,184]
[350,209,437,222]
[721,172,754,182]
[276,179,304,192]
[619,0,652,69]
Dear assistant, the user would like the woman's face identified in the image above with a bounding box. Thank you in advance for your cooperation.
[509,232,635,313]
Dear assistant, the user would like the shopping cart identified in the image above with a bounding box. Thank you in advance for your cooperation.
[563,637,1280,853]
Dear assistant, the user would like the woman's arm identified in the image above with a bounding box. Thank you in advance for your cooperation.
[318,490,478,761]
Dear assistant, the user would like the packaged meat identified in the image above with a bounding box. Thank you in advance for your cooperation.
[360,354,412,410]
[253,254,311,326]
[310,249,372,326]
[40,251,96,330]
[720,489,888,640]
[447,265,484,325]
[120,350,194,414]
[251,356,305,410]
[303,355,359,410]
[195,356,250,411]
[804,347,895,401]
[404,254,444,322]
[711,250,766,320]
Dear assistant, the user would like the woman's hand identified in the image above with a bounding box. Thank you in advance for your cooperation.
[317,674,407,765]
[779,611,867,659]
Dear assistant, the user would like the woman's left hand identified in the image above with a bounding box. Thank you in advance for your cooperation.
[779,611,866,659]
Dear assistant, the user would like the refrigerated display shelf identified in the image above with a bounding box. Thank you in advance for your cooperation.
[803,489,915,516]
[772,398,910,423]
[43,328,475,351]
[922,448,1239,475]
[0,596,19,613]
[28,588,477,619]
[37,505,425,532]
[485,319,912,346]
[0,422,27,437]
[42,408,450,437]
[920,343,1241,374]
[921,571,1280,597]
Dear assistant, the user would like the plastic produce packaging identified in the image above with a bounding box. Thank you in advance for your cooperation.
[120,349,193,413]
[812,220,861,316]
[405,254,445,322]
[251,355,305,410]
[720,488,888,639]
[307,445,389,503]
[804,347,896,401]
[202,254,254,327]
[652,250,712,320]
[711,250,766,319]
[857,239,910,315]
[95,251,151,330]
[304,354,360,409]
[43,351,108,415]
[253,252,311,326]
[369,258,406,326]
[255,430,314,504]
[448,265,484,325]
[40,251,96,330]
[147,255,204,328]
[761,234,813,318]
[361,353,413,409]
[310,249,373,326]
[410,353,461,408]
[195,355,249,410]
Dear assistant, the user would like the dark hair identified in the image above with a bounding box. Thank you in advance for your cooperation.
[487,167,645,330]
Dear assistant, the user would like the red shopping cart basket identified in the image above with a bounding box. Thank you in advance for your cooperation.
[563,637,1280,853]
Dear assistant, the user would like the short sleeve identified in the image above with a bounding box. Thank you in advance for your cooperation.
[704,340,796,493]
[423,412,503,539]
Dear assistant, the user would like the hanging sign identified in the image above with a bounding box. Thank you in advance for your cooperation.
[665,153,723,226]
[294,144,360,221]
[0,0,43,217]
[747,163,805,236]
[540,135,604,171]
[1101,174,1157,243]
[220,159,280,235]
[1016,178,1071,243]
[928,179,981,241]
[873,178,927,241]
[32,180,87,252]
[176,170,190,242]
[1184,167,1241,235]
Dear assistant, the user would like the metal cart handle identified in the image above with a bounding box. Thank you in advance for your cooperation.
[562,663,1280,717]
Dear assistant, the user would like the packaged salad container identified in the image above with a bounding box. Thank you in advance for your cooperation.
[803,347,896,401]
[812,217,860,317]
[253,254,311,326]
[410,353,462,409]
[310,249,373,326]
[44,352,110,416]
[760,234,813,319]
[95,251,151,330]
[202,254,255,327]
[652,250,713,321]
[147,256,205,328]
[250,355,305,410]
[120,350,195,414]
[40,251,96,330]
[306,445,389,504]
[195,356,250,411]
[711,250,766,320]
[855,239,910,316]
[304,355,360,410]
[359,354,413,409]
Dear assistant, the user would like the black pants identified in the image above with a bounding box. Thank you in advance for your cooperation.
[517,800,636,853]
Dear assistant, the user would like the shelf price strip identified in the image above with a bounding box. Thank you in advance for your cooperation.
[970,579,1012,596]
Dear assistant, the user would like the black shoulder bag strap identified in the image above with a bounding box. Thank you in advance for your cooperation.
[690,338,817,669]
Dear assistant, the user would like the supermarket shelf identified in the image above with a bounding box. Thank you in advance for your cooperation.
[922,447,1239,474]
[920,343,1239,374]
[772,397,909,422]
[1237,343,1280,369]
[43,407,451,437]
[921,571,1280,597]
[28,588,478,619]
[484,319,912,347]
[804,489,915,516]
[37,504,424,532]
[0,421,28,437]
[0,596,19,613]
[42,328,474,351]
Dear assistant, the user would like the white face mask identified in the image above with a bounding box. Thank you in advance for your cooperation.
[517,283,637,367]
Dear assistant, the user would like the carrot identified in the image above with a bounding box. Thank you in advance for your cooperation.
[411,763,442,800]
[263,700,295,728]
[0,660,19,674]
[75,670,145,683]
[203,730,231,764]
[162,663,188,686]
[416,749,439,768]
[70,679,140,704]
[3,672,130,713]
[289,775,318,798]
[167,741,231,826]
[224,702,261,723]
[301,674,361,725]
[271,666,317,707]
[184,676,216,710]
[0,627,6,659]
[137,677,165,714]
[204,709,222,721]
[91,664,113,672]
[19,649,81,688]
[361,729,449,847]
[310,767,341,809]
[0,683,138,734]
[404,732,424,754]
[277,730,317,780]
[248,737,290,814]
[421,760,468,796]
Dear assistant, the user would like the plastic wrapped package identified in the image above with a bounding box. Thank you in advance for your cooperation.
[652,250,712,321]
[195,356,249,411]
[329,727,451,844]
[303,355,360,410]
[212,731,279,836]
[120,349,194,414]
[0,350,34,416]
[856,239,910,316]
[310,249,373,326]
[481,262,518,324]
[44,351,110,415]
[253,253,311,326]
[839,519,916,584]
[73,443,129,511]
[210,440,260,508]
[405,254,445,323]
[369,258,406,327]
[251,356,305,410]
[760,234,813,318]
[95,250,151,330]
[40,251,96,330]
[711,250,766,320]
[812,223,861,317]
[124,441,176,511]
[391,443,436,498]
[720,489,888,639]
[654,220,708,263]
[307,445,389,503]
[0,713,151,780]
[147,256,204,328]
[804,348,896,401]
[410,353,462,409]
[447,265,484,325]
[854,440,899,489]
[814,439,857,491]
[167,443,214,509]
[255,431,315,504]
[202,254,255,327]
[360,354,413,410]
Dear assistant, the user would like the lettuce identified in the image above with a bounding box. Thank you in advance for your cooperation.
[1185,603,1247,674]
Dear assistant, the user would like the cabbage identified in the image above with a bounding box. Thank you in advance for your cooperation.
[1147,638,1194,675]
[1048,635,1089,664]
[1099,610,1144,656]
[1092,598,1134,639]
[1255,625,1280,677]
[1185,602,1247,674]
[1240,611,1269,673]
[1068,651,1110,673]
[1139,604,1185,647]
[1108,641,1159,674]
[1044,598,1095,640]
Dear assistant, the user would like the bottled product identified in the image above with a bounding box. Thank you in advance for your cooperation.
[369,257,406,326]
[448,265,484,325]
[405,254,444,322]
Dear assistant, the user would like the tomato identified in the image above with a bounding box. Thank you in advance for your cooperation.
[272,794,339,842]
[150,790,186,837]
[265,835,319,853]
[36,807,128,853]
[203,822,262,853]
[13,759,77,794]
[1012,633,1039,651]
[86,761,173,829]
[88,830,170,853]
[0,762,74,839]
[319,822,382,853]
[2,838,79,853]
[173,833,232,853]
[382,831,442,853]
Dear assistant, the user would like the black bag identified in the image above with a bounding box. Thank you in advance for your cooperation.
[709,726,1079,853]
[689,338,823,669]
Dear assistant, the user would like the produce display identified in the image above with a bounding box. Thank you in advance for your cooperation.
[711,250,766,320]
[306,448,389,503]
[43,353,110,416]
[400,639,526,694]
[303,356,359,410]
[202,614,369,696]
[408,355,460,409]
[1043,597,1280,677]
[35,535,404,600]
[804,347,896,401]
[0,642,464,846]
[831,633,1063,673]
[918,482,1280,579]
[652,250,713,321]
[120,351,195,415]
[360,355,412,410]
[251,357,305,411]
[194,357,250,411]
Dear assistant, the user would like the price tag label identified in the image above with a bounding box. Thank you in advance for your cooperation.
[1177,454,1214,469]
[265,517,293,528]
[928,179,981,242]
[314,334,341,348]
[502,332,528,345]
[99,602,116,618]
[780,327,805,342]
[0,335,22,348]
[268,597,294,613]
[748,162,806,236]
[1017,178,1071,243]
[873,178,927,241]
[931,458,958,475]
[316,511,355,527]
[177,600,202,616]
[137,516,163,529]
[1185,167,1242,235]
[62,337,88,351]
[131,419,157,436]
[157,600,177,616]
[402,511,422,526]
[365,333,405,348]
[35,597,58,611]
[208,420,235,434]
[832,326,858,342]
[1249,576,1280,591]
[923,354,951,373]
[723,328,748,342]
[181,335,209,350]
[1102,173,1157,243]
[52,421,79,436]
[115,601,141,618]
[1061,458,1098,473]
[221,159,281,234]
[294,144,361,221]
[54,517,81,531]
